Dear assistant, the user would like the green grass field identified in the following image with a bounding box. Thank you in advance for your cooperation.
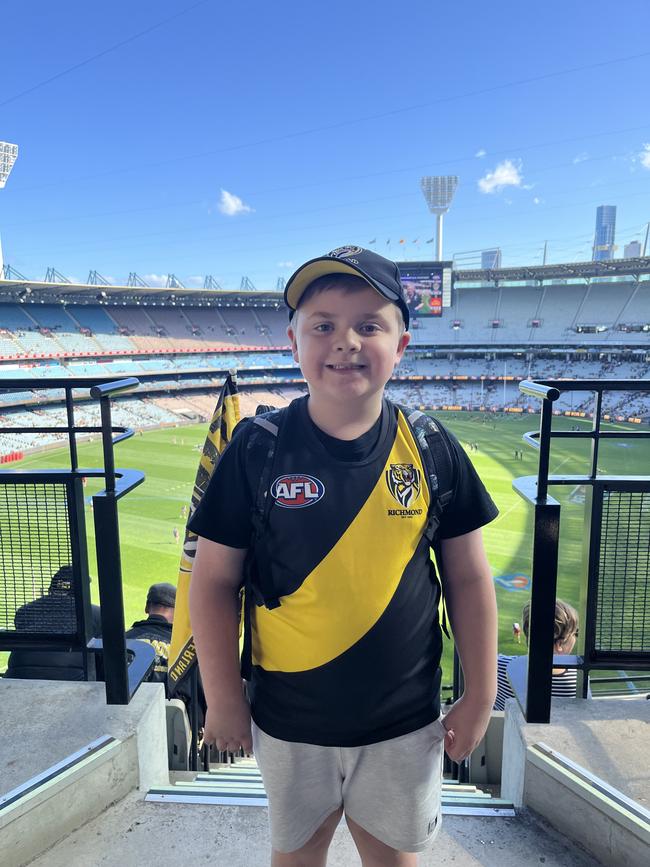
[2,411,648,687]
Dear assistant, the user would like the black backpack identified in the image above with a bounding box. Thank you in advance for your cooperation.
[238,402,457,678]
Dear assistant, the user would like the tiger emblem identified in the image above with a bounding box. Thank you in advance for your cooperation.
[385,463,421,508]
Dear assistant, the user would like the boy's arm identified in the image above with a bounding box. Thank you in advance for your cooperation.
[439,527,497,762]
[189,535,252,753]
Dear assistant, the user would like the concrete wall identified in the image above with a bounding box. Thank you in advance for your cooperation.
[468,711,504,785]
[0,680,169,866]
[500,697,650,867]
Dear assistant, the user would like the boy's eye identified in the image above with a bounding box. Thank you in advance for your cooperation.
[360,323,381,333]
[314,322,333,332]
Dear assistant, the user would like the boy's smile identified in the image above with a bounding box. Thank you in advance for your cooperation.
[287,284,410,416]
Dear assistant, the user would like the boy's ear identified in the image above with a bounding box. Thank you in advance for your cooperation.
[287,322,299,362]
[395,330,411,363]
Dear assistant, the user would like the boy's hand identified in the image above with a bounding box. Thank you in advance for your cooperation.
[203,692,253,754]
[440,694,492,763]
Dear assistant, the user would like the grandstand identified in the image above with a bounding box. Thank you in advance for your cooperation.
[0,257,649,455]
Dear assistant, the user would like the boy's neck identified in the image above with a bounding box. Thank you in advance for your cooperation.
[306,392,384,441]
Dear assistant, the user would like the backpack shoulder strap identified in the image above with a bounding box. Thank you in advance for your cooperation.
[240,406,286,680]
[246,408,285,607]
[248,408,283,515]
[394,403,456,542]
[394,403,457,639]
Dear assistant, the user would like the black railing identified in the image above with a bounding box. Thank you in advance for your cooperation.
[0,377,148,704]
[513,379,650,723]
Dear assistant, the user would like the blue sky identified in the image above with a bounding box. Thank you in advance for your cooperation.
[1,0,650,288]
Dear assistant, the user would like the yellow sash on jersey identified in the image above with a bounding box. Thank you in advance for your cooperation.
[252,410,430,672]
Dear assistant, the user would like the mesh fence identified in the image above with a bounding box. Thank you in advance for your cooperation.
[596,490,650,653]
[0,482,76,635]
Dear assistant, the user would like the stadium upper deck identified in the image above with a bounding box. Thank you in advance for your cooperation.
[1,258,649,359]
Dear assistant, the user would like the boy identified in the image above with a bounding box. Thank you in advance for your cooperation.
[189,247,498,866]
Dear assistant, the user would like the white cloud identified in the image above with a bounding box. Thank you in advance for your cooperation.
[475,148,487,158]
[142,273,167,287]
[640,143,650,170]
[218,189,253,216]
[186,275,204,287]
[573,152,589,164]
[533,196,542,205]
[277,261,295,269]
[478,159,523,194]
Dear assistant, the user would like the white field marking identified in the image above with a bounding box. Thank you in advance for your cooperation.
[491,500,522,527]
[491,455,573,527]
[549,455,572,475]
[618,670,640,694]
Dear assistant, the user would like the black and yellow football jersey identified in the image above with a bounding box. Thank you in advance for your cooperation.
[190,397,498,746]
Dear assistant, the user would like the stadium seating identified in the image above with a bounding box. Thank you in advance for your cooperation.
[1,271,648,442]
[1,279,644,359]
[27,304,77,331]
[0,304,36,330]
[617,280,650,327]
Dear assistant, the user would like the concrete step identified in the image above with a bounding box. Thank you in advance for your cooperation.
[197,770,484,795]
[157,759,512,816]
[28,790,600,867]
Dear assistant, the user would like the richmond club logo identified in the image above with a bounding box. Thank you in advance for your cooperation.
[271,474,325,508]
[385,463,421,509]
[329,245,363,259]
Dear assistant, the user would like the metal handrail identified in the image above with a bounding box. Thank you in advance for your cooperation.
[0,377,145,705]
[513,378,650,723]
[88,638,156,700]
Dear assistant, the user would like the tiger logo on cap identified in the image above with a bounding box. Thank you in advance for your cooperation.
[329,245,364,258]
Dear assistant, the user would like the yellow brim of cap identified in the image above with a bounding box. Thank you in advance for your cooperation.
[286,260,387,310]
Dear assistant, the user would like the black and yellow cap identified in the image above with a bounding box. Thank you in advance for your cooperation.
[284,245,410,329]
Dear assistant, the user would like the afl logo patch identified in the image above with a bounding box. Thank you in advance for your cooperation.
[271,474,325,508]
[329,245,363,259]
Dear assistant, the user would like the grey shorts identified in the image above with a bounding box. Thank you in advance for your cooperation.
[251,717,446,854]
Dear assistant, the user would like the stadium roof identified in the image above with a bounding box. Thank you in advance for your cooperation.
[455,257,650,283]
[0,278,283,307]
[1,257,649,305]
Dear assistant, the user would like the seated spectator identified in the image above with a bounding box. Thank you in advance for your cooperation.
[494,599,579,711]
[5,565,102,681]
[126,582,206,725]
[125,582,177,688]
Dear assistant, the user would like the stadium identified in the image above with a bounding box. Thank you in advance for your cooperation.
[4,0,650,856]
[1,249,649,864]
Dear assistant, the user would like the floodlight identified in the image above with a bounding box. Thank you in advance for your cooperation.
[0,142,18,189]
[420,175,459,260]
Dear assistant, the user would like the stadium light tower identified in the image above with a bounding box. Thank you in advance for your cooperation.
[0,142,18,189]
[0,142,19,275]
[420,175,458,261]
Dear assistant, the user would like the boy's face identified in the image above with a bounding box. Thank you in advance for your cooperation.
[287,283,410,407]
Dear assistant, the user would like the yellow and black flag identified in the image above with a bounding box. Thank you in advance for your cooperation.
[168,370,241,695]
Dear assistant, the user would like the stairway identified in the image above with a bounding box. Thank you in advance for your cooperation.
[26,754,603,867]
[146,757,516,817]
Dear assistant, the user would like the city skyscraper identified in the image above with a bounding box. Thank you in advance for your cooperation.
[592,205,617,261]
[624,240,641,258]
